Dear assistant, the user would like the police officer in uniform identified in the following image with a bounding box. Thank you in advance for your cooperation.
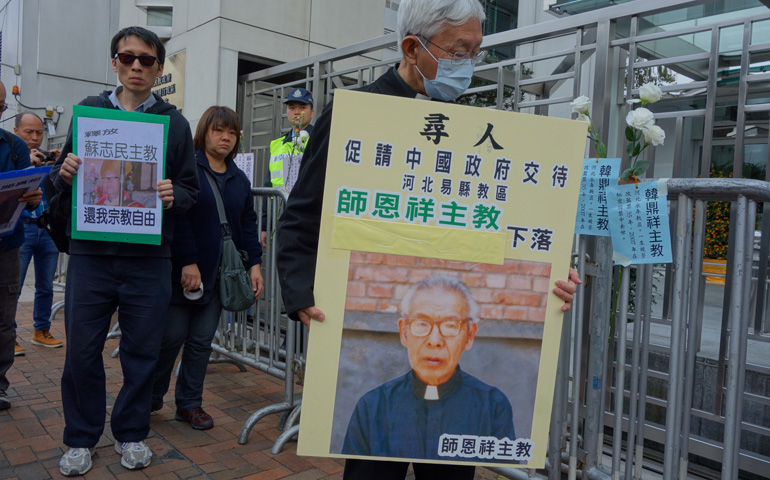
[261,87,314,246]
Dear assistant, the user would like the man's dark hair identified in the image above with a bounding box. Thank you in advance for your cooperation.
[193,106,241,159]
[15,111,43,128]
[110,26,166,65]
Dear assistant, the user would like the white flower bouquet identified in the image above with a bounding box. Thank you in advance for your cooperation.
[571,83,666,182]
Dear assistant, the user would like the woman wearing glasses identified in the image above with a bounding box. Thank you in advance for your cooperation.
[151,105,263,430]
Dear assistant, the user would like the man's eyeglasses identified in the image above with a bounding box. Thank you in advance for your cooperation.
[0,102,8,112]
[406,317,471,337]
[114,52,159,67]
[102,176,120,182]
[416,36,487,65]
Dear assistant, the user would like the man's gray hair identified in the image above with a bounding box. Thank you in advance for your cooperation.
[15,111,43,128]
[400,275,480,323]
[397,0,486,45]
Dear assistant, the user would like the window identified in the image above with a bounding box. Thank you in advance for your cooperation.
[482,0,518,61]
[147,7,172,27]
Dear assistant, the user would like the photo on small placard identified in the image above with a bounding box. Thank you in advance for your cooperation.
[0,187,26,229]
[82,158,158,209]
[330,252,550,464]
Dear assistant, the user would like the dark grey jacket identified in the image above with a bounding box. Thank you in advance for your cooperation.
[276,66,418,320]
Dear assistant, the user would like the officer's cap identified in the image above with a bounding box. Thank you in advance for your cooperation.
[284,88,314,106]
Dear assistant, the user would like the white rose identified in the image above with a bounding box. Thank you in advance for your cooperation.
[643,124,665,146]
[570,95,591,115]
[626,107,655,130]
[577,113,591,124]
[639,83,663,104]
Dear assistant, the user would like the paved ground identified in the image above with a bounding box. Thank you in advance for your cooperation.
[9,262,762,479]
[2,291,504,479]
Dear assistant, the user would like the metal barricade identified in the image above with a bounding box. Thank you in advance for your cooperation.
[208,187,307,453]
[512,178,770,480]
[50,253,67,321]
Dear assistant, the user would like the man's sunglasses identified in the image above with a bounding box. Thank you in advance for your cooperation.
[114,52,159,67]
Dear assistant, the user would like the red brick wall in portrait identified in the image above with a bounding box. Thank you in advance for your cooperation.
[345,252,551,323]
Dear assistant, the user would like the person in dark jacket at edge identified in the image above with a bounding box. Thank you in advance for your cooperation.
[151,105,264,431]
[275,0,582,479]
[0,80,42,413]
[50,26,199,476]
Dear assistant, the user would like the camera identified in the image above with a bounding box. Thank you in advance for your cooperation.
[38,149,58,165]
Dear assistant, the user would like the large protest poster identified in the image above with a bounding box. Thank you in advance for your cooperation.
[297,90,588,467]
[71,105,168,245]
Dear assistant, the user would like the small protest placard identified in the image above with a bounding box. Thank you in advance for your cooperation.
[606,180,673,265]
[574,157,620,236]
[71,105,168,245]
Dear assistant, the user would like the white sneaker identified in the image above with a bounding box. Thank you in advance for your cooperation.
[114,440,152,469]
[59,447,94,476]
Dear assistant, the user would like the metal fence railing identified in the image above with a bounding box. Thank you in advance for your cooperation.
[564,179,770,480]
[50,253,67,321]
[485,179,770,480]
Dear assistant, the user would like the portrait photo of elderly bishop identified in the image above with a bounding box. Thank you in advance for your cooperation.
[331,253,550,464]
[341,275,516,460]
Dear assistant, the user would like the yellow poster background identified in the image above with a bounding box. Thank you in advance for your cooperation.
[297,89,588,467]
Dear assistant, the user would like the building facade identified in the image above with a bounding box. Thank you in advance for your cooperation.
[0,0,386,145]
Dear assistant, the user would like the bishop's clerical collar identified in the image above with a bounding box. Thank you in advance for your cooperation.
[409,367,463,401]
[424,385,439,400]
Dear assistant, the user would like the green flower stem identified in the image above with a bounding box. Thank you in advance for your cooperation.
[585,112,607,159]
[621,128,651,181]
[609,265,624,343]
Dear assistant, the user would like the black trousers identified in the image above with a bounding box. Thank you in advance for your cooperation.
[343,459,475,480]
[61,255,171,447]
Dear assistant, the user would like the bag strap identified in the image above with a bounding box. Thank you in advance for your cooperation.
[202,169,231,238]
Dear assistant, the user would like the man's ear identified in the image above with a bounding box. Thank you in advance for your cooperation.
[464,322,478,351]
[401,35,421,66]
[398,318,409,347]
[112,58,118,74]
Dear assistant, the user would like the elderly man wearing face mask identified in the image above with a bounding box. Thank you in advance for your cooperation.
[276,1,581,478]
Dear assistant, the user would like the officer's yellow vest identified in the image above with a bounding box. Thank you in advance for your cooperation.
[268,133,310,188]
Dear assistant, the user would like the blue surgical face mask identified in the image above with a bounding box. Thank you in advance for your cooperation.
[414,38,474,101]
